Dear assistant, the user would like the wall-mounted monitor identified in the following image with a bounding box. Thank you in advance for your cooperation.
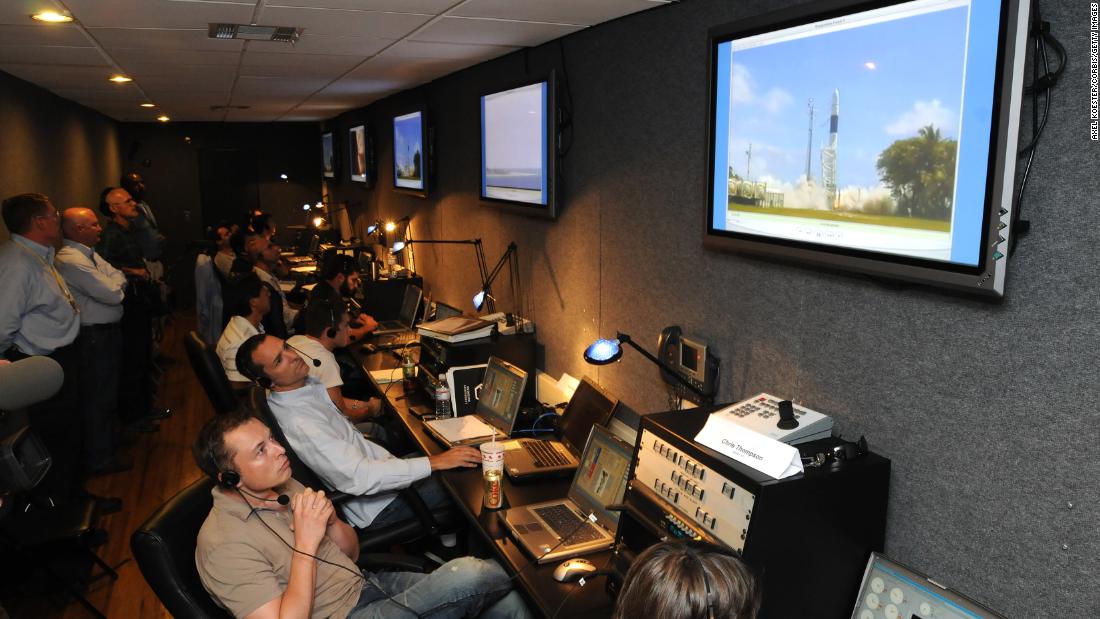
[704,0,1031,298]
[393,109,430,197]
[348,124,371,185]
[321,131,335,179]
[479,72,558,219]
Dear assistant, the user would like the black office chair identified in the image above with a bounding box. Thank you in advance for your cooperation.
[248,387,457,552]
[184,330,240,415]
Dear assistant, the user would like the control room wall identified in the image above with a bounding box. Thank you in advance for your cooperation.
[0,70,121,242]
[327,1,1098,615]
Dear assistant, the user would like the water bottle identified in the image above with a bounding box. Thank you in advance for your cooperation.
[435,374,452,418]
[401,353,416,392]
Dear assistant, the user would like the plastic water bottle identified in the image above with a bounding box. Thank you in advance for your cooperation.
[435,374,452,418]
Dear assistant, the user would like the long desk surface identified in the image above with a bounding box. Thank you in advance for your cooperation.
[355,345,616,619]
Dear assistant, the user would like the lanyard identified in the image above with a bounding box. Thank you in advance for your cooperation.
[17,242,79,313]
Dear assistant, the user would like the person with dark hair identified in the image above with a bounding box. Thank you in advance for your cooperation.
[97,186,169,433]
[0,193,82,500]
[208,222,234,277]
[250,212,276,240]
[248,234,296,337]
[613,540,762,619]
[235,333,479,536]
[287,300,379,422]
[216,275,270,389]
[55,207,132,476]
[191,411,530,618]
[304,253,377,340]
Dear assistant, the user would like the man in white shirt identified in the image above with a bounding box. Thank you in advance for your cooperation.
[235,333,481,532]
[55,207,131,476]
[216,275,270,389]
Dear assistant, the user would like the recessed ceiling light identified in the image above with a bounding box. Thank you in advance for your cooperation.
[109,75,132,83]
[156,115,170,122]
[140,103,155,108]
[31,10,73,23]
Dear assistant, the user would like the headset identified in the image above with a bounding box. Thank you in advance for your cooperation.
[683,541,746,619]
[238,339,321,390]
[326,303,341,339]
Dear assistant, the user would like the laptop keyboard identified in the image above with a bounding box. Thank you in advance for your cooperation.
[533,504,603,544]
[521,440,570,468]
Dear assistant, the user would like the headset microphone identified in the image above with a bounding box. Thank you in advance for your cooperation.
[286,342,322,367]
[237,487,290,505]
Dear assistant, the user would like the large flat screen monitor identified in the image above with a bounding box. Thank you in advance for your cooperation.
[704,0,1031,298]
[479,72,558,219]
[393,109,429,196]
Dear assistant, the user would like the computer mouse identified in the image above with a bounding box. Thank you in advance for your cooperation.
[552,558,597,582]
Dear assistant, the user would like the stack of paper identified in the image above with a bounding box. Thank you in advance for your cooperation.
[417,316,495,343]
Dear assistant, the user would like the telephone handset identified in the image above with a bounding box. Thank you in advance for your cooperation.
[656,326,720,405]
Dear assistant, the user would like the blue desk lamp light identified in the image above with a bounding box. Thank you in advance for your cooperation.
[583,331,713,404]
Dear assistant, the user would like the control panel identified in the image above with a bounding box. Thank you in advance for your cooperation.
[635,429,755,552]
[714,392,834,444]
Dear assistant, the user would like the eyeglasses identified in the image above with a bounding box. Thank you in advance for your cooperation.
[35,209,61,220]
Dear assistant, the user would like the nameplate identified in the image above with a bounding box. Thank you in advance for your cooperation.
[695,415,803,479]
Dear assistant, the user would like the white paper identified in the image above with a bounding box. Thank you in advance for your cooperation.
[369,369,401,384]
[425,415,498,444]
[695,414,804,479]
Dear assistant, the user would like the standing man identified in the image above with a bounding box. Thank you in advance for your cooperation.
[119,171,163,262]
[55,207,132,476]
[0,193,81,500]
[98,187,169,432]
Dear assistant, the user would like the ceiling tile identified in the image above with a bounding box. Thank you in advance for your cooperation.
[0,0,68,23]
[451,0,665,26]
[0,24,91,47]
[234,75,330,96]
[382,40,518,63]
[258,6,431,38]
[348,54,467,83]
[63,0,254,29]
[0,45,106,66]
[238,63,346,80]
[265,0,452,13]
[87,28,244,52]
[137,72,237,92]
[52,86,147,103]
[0,63,129,90]
[246,33,393,57]
[411,16,582,47]
[241,51,362,70]
[112,49,240,71]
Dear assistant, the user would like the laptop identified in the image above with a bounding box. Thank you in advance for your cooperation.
[500,425,632,564]
[504,376,620,480]
[423,356,527,447]
[851,553,1007,619]
[373,284,423,343]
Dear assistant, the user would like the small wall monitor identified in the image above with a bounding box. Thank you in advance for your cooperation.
[393,109,429,196]
[348,124,370,185]
[321,131,335,179]
[480,72,558,219]
[704,0,1031,298]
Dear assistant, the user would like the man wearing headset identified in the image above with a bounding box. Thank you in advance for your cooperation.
[193,410,530,618]
[235,333,481,535]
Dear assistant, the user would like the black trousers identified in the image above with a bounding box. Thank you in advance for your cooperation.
[76,323,122,468]
[118,295,152,424]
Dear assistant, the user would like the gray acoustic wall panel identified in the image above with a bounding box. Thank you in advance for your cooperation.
[328,0,1098,615]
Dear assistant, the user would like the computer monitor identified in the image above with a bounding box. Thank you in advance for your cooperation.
[348,124,371,185]
[704,0,1031,297]
[851,553,1007,618]
[569,425,632,527]
[397,284,423,328]
[475,356,528,434]
[321,131,335,179]
[479,72,558,219]
[393,109,430,197]
[558,377,620,454]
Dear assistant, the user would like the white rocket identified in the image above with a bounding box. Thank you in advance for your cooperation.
[822,89,839,208]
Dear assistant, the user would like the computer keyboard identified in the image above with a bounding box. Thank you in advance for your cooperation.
[521,440,570,468]
[533,504,603,544]
[375,333,418,349]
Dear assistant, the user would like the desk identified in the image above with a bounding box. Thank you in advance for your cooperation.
[356,346,616,619]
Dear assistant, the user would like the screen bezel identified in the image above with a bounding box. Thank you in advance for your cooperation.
[478,71,559,220]
[392,108,430,198]
[702,0,1031,298]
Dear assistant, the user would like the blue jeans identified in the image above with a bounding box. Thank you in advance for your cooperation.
[364,472,450,532]
[349,557,531,618]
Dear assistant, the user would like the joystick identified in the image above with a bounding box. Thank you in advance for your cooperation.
[776,399,799,430]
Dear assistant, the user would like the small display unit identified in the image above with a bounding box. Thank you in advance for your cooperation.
[393,109,430,197]
[704,0,1032,297]
[348,124,371,185]
[321,130,335,179]
[479,72,558,219]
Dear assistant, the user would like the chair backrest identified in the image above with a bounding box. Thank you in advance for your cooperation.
[248,386,329,491]
[185,330,239,415]
[131,477,233,619]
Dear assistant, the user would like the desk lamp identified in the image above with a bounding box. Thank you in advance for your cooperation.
[583,332,714,404]
[392,238,489,290]
[473,242,521,321]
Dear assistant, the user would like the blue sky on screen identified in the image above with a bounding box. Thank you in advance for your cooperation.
[727,5,968,188]
[394,112,422,172]
[484,83,542,170]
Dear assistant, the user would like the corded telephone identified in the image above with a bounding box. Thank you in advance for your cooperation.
[656,326,719,405]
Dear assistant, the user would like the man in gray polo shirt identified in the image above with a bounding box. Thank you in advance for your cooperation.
[192,410,530,618]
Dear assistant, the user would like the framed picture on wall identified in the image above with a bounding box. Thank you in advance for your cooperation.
[321,131,335,179]
[349,124,368,184]
[392,109,430,197]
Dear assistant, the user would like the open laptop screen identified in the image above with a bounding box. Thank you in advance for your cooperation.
[569,425,631,527]
[851,553,1006,619]
[475,357,527,435]
[398,284,422,327]
[559,377,619,454]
